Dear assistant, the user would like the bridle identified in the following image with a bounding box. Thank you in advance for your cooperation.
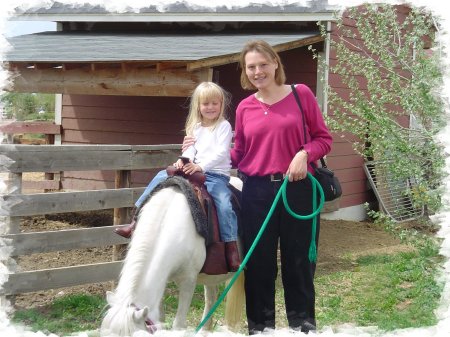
[131,303,157,334]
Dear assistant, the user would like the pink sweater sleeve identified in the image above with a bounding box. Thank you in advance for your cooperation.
[297,84,332,163]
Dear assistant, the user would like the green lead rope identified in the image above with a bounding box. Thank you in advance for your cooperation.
[281,172,325,262]
[194,172,324,334]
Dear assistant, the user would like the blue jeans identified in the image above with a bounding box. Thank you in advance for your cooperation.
[204,172,238,242]
[135,170,237,242]
[135,169,168,208]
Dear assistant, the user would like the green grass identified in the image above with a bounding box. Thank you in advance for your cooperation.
[12,294,107,335]
[165,283,228,329]
[315,250,443,331]
[12,235,444,335]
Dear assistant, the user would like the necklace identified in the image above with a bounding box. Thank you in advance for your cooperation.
[257,99,270,115]
[256,86,290,115]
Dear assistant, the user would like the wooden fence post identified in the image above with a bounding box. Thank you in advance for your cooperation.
[112,169,131,287]
[5,172,22,234]
[1,172,22,306]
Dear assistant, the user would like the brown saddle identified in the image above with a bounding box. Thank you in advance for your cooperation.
[166,166,229,275]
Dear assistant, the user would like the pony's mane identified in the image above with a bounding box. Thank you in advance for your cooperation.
[114,187,174,302]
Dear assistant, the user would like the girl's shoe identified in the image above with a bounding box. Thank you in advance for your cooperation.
[114,208,137,238]
[114,219,136,238]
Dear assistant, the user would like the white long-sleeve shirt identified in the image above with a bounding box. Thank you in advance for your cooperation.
[182,120,232,176]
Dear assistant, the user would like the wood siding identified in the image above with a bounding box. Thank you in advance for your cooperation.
[61,95,187,189]
[327,5,412,208]
[328,15,373,209]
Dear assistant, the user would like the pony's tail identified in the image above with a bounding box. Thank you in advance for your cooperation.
[224,272,245,331]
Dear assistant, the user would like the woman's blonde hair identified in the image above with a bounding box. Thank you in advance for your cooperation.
[239,40,286,90]
[185,82,230,136]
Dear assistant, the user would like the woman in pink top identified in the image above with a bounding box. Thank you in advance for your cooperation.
[232,40,332,334]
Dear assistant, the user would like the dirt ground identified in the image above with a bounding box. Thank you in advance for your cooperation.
[11,210,412,310]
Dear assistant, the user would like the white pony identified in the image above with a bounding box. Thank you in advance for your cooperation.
[100,177,244,336]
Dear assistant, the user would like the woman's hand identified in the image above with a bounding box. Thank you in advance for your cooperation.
[182,162,202,175]
[182,136,196,153]
[286,150,308,182]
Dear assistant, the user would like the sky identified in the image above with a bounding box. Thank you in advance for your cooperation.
[0,0,450,337]
[3,21,56,37]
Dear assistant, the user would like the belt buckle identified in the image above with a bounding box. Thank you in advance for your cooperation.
[270,173,284,182]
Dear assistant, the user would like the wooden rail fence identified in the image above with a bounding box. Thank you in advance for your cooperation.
[0,144,180,296]
[0,121,62,191]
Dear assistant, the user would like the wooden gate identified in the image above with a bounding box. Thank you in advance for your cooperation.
[0,144,179,296]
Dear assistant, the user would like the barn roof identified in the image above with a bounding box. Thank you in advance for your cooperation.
[4,1,331,96]
[5,31,321,64]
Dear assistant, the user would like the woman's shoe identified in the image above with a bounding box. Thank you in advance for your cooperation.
[225,241,241,272]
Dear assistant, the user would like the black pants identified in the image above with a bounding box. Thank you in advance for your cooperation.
[242,176,319,334]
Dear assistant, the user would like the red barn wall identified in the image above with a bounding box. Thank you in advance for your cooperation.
[61,95,188,190]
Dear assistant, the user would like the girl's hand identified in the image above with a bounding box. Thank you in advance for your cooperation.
[173,159,185,169]
[287,150,308,182]
[183,163,202,175]
[182,136,196,153]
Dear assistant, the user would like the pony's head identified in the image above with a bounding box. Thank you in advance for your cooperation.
[100,291,158,337]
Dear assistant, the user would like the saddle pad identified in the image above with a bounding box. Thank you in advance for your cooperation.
[137,175,210,245]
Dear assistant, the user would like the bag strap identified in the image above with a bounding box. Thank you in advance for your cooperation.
[291,84,308,147]
[290,84,327,168]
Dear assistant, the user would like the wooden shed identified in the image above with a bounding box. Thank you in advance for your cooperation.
[3,1,411,221]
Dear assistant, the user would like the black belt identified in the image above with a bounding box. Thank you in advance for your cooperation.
[239,171,286,182]
[267,173,286,182]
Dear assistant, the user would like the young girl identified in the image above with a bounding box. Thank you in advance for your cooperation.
[115,82,240,272]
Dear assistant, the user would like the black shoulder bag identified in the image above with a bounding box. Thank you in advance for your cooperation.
[291,84,342,201]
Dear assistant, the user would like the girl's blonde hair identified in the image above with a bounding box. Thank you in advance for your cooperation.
[185,82,230,136]
[239,40,286,90]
